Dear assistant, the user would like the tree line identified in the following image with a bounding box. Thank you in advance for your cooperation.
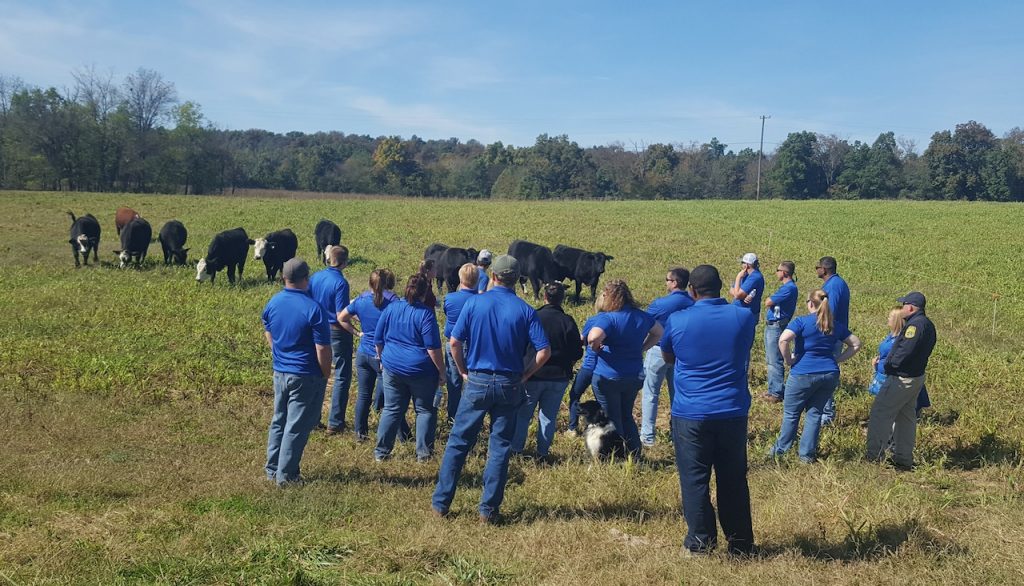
[1,68,1022,201]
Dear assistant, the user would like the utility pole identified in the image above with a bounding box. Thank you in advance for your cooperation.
[756,115,770,200]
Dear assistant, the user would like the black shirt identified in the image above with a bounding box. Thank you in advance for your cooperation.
[884,310,936,378]
[532,304,584,381]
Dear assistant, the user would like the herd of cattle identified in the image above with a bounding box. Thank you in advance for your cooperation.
[67,207,615,298]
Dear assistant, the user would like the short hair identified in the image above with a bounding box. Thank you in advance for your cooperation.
[404,273,429,304]
[818,256,837,273]
[458,263,478,288]
[668,267,690,289]
[779,260,796,278]
[328,245,349,267]
[543,282,566,306]
[601,279,636,312]
[689,265,723,297]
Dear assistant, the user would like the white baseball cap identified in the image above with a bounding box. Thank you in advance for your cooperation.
[477,249,493,263]
[740,252,758,265]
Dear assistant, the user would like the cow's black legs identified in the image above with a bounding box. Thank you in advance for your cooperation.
[590,282,598,301]
[92,243,99,263]
[71,244,80,268]
[530,277,542,300]
[238,260,246,282]
[227,264,236,284]
[575,280,583,302]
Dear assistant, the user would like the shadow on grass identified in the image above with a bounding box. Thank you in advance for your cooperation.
[507,497,678,524]
[320,466,487,490]
[944,430,1021,470]
[762,518,966,561]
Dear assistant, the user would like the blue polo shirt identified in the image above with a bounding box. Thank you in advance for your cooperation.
[443,288,478,338]
[450,286,549,375]
[646,290,695,326]
[374,299,441,377]
[733,269,765,315]
[308,267,350,326]
[591,307,657,380]
[476,268,490,293]
[347,290,399,356]
[580,315,601,371]
[785,315,851,375]
[262,288,331,376]
[660,297,756,420]
[822,274,850,326]
[767,281,798,323]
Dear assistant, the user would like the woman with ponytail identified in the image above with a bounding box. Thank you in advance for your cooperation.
[769,289,861,463]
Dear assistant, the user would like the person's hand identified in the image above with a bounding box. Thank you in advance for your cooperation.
[439,377,446,389]
[356,331,363,338]
[872,356,879,368]
[460,371,469,381]
[743,295,753,304]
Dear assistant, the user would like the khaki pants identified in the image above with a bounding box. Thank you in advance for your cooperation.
[865,374,926,467]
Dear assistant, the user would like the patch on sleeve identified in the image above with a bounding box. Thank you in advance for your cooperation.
[904,325,916,339]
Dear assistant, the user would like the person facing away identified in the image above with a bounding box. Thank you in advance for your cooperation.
[815,255,851,426]
[308,245,352,434]
[762,260,799,403]
[441,263,479,424]
[262,258,332,487]
[730,252,765,316]
[476,249,492,293]
[565,292,606,436]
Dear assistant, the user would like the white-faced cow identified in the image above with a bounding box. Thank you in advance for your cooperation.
[113,217,152,268]
[196,228,254,285]
[67,211,101,268]
[115,206,140,236]
[253,228,299,282]
[314,219,341,265]
[158,220,189,266]
[553,244,614,302]
[507,240,562,300]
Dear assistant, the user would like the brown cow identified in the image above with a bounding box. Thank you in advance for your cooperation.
[115,207,140,235]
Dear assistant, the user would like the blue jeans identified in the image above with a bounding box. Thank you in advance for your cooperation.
[328,328,354,429]
[444,343,463,422]
[567,367,594,432]
[432,372,525,518]
[769,371,839,462]
[353,352,384,438]
[671,416,754,554]
[591,374,643,457]
[640,347,674,444]
[266,372,326,485]
[764,322,787,399]
[512,379,569,457]
[821,340,843,424]
[375,370,438,460]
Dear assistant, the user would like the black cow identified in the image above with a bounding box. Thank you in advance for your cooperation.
[113,217,152,268]
[314,219,342,265]
[253,228,299,282]
[424,242,449,263]
[67,211,100,268]
[196,228,254,285]
[158,220,189,266]
[553,245,615,302]
[507,240,561,299]
[435,246,479,293]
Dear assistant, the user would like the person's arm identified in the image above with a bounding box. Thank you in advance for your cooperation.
[765,296,776,308]
[779,329,797,366]
[427,347,445,387]
[264,330,272,348]
[450,337,469,380]
[522,347,551,383]
[337,307,359,336]
[316,343,331,378]
[884,326,920,375]
[587,326,607,352]
[836,333,861,363]
[729,269,747,299]
[640,322,664,353]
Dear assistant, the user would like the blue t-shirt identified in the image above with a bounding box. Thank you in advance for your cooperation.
[443,288,478,338]
[262,288,331,376]
[785,315,852,375]
[476,268,490,293]
[580,315,601,371]
[591,307,657,380]
[660,298,756,420]
[767,280,798,323]
[308,267,350,326]
[450,286,550,375]
[646,290,695,326]
[733,269,765,315]
[374,299,441,377]
[822,274,851,326]
[347,290,399,356]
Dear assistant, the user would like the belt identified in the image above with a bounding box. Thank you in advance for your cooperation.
[766,319,789,326]
[471,369,519,377]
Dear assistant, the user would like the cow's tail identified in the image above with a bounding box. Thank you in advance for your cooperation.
[66,211,76,223]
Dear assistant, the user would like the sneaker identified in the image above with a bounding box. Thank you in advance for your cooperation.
[761,392,782,403]
[641,439,655,447]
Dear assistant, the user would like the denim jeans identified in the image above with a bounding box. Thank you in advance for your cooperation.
[567,367,594,432]
[769,371,839,462]
[764,321,788,399]
[353,352,384,438]
[591,374,643,457]
[671,416,754,554]
[375,370,438,461]
[266,372,326,485]
[432,372,525,518]
[327,328,354,429]
[512,379,569,457]
[821,340,843,424]
[444,343,463,423]
[640,347,674,445]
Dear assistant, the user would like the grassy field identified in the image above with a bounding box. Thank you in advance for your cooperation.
[1,190,1023,584]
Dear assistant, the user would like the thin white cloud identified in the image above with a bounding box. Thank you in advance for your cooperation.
[425,55,505,92]
[345,92,501,141]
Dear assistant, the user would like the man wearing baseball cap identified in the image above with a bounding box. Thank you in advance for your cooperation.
[865,291,936,470]
[730,253,765,317]
[476,249,493,293]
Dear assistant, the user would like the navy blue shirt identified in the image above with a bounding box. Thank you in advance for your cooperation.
[308,267,350,326]
[646,290,695,326]
[262,288,331,376]
[821,274,851,326]
[767,280,798,323]
[347,290,399,356]
[785,315,852,375]
[661,298,756,420]
[591,307,657,380]
[450,286,549,375]
[476,268,490,293]
[734,269,765,315]
[443,288,477,338]
[580,315,601,371]
[374,299,441,377]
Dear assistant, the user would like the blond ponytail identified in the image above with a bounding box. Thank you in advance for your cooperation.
[809,289,833,334]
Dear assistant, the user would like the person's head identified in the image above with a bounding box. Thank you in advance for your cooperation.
[458,262,479,289]
[282,258,311,290]
[816,256,837,279]
[419,258,437,280]
[666,267,690,292]
[740,252,759,271]
[477,249,493,268]
[369,268,396,308]
[404,273,429,304]
[776,260,796,283]
[688,264,723,299]
[593,290,607,312]
[897,291,926,318]
[807,289,834,334]
[601,279,636,312]
[490,254,520,287]
[327,245,349,269]
[887,307,905,337]
[543,282,566,307]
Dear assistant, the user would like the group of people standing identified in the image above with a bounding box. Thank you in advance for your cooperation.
[259,244,937,554]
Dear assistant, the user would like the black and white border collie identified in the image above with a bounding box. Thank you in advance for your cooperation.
[578,400,626,461]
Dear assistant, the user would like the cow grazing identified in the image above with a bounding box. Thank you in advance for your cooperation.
[314,219,341,265]
[113,217,152,268]
[115,207,140,235]
[506,240,562,299]
[158,220,189,266]
[432,245,479,293]
[196,228,254,285]
[253,228,299,282]
[67,211,101,267]
[553,245,615,302]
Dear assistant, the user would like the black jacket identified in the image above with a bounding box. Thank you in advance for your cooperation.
[532,304,584,381]
[884,310,936,377]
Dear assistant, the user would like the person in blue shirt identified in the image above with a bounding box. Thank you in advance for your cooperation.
[565,292,606,435]
[815,256,851,426]
[769,289,861,463]
[308,245,352,434]
[261,258,332,487]
[432,254,550,523]
[640,267,694,446]
[441,263,479,424]
[661,264,757,555]
[373,274,446,462]
[588,279,663,458]
[475,249,492,293]
[762,260,799,403]
[730,252,765,316]
[338,268,399,442]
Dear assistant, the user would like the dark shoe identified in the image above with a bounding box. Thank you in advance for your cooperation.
[479,514,498,525]
[431,507,448,519]
[885,458,914,472]
[355,433,370,443]
[313,422,327,430]
[761,392,782,404]
[325,426,343,436]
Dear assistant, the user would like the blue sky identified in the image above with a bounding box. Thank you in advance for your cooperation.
[2,0,1022,152]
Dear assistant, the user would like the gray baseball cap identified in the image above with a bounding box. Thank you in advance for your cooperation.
[282,258,310,282]
[491,254,519,277]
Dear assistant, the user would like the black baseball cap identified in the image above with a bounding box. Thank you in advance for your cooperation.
[897,291,926,310]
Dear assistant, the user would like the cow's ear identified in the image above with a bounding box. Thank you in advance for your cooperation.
[68,238,75,244]
[605,255,614,261]
[182,248,190,253]
[247,239,256,245]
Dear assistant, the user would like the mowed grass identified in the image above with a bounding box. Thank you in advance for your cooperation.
[1,190,1023,584]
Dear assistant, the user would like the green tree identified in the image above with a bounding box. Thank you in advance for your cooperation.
[769,131,826,199]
